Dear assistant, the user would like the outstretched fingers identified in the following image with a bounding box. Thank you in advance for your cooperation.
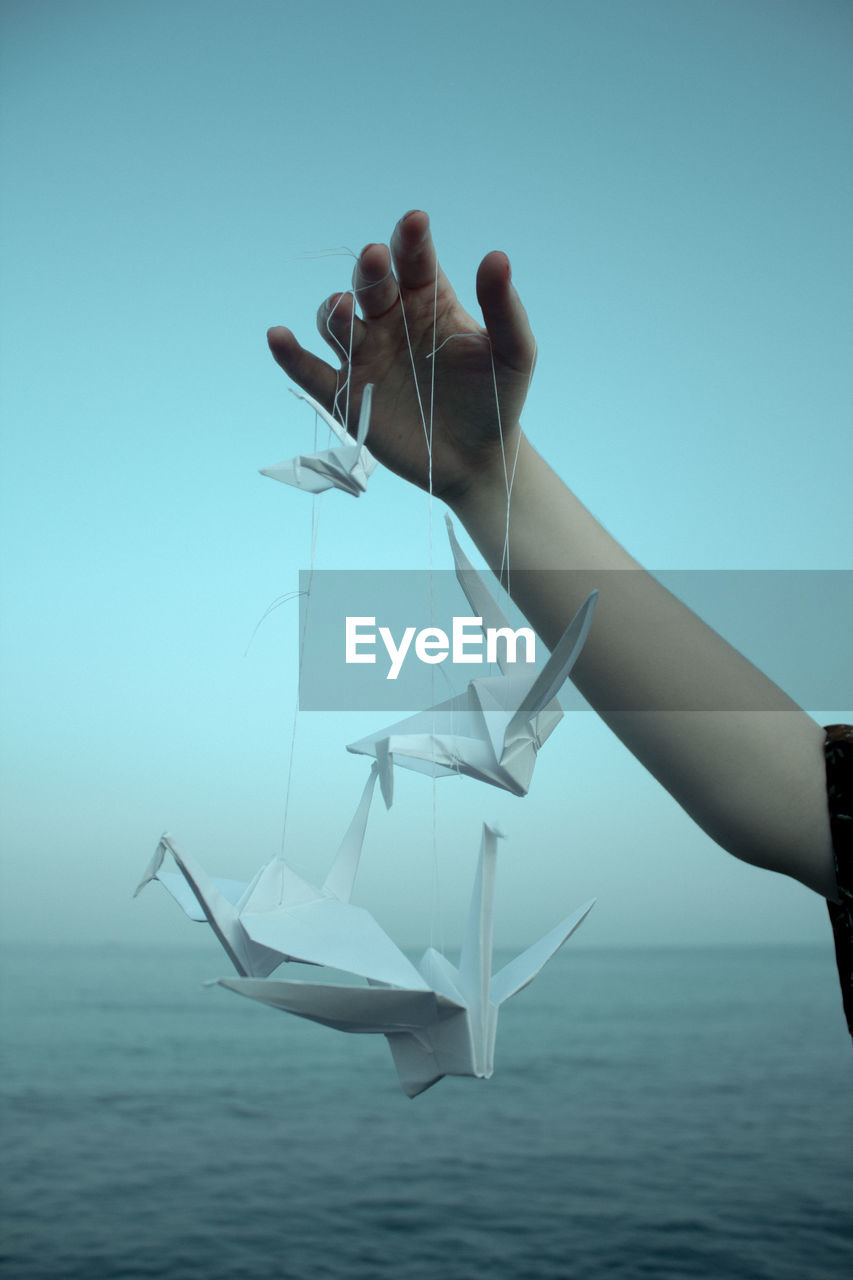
[476,251,536,373]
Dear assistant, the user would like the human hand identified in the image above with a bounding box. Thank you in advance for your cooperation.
[267,210,536,505]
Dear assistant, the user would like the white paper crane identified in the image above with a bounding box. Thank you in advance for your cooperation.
[133,765,425,988]
[347,517,597,804]
[259,384,377,496]
[216,823,595,1097]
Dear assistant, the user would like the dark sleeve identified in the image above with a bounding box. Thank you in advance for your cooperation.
[824,724,853,1042]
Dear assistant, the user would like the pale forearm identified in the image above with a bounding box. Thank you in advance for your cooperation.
[450,434,836,898]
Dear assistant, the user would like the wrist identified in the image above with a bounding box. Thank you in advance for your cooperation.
[444,426,528,522]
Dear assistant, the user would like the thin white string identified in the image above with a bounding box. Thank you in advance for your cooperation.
[428,270,441,953]
[428,269,438,509]
[324,292,354,429]
[426,330,525,596]
[243,590,306,657]
[499,337,538,595]
[282,246,355,262]
[489,346,512,591]
[396,270,445,953]
[279,408,326,858]
[426,331,486,359]
[398,291,433,456]
[327,257,445,947]
[323,264,396,430]
[426,329,527,581]
[274,253,391,866]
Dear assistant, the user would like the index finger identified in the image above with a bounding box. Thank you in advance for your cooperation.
[476,251,537,373]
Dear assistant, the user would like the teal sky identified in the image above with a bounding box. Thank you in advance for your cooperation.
[1,0,851,956]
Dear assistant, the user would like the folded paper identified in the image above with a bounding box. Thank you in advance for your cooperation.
[134,765,426,987]
[348,517,598,804]
[260,384,377,496]
[217,823,595,1097]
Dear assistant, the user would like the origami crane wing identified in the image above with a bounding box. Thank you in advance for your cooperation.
[215,972,472,1097]
[347,592,598,803]
[501,589,597,748]
[489,898,596,1006]
[259,384,377,496]
[447,513,598,752]
[445,516,515,675]
[215,976,458,1032]
[237,887,429,989]
[347,686,500,806]
[321,760,379,902]
[216,972,470,1099]
[138,836,425,986]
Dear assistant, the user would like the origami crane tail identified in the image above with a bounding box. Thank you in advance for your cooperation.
[489,898,596,1007]
[445,515,513,674]
[458,823,503,1075]
[459,823,501,998]
[504,590,598,742]
[321,763,380,901]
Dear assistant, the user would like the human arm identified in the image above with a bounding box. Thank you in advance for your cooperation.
[267,212,837,900]
[451,436,837,898]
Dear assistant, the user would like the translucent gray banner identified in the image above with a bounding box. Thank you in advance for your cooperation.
[296,570,852,712]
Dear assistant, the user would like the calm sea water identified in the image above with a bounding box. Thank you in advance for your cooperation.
[1,942,850,1280]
